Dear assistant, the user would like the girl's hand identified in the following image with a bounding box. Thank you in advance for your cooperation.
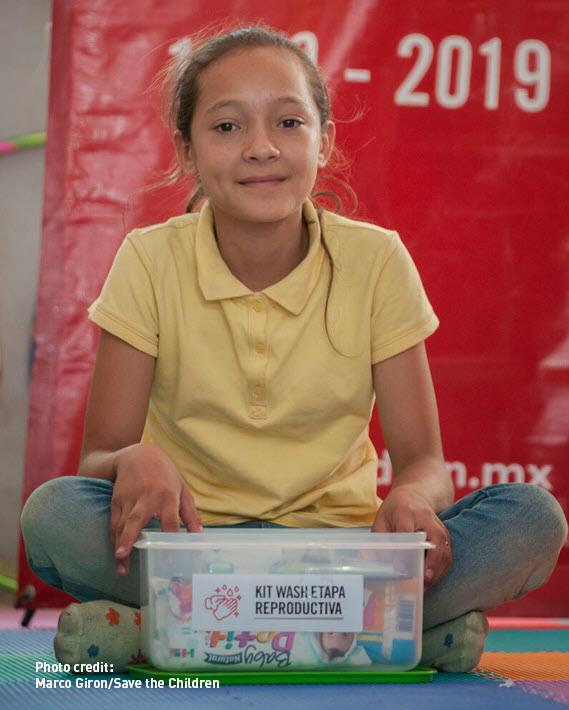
[371,486,452,590]
[110,443,203,576]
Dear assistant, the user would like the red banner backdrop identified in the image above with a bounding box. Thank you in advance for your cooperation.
[20,0,569,614]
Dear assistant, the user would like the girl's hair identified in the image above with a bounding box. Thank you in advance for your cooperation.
[162,23,358,357]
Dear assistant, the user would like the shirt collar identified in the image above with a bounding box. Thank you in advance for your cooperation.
[195,199,324,315]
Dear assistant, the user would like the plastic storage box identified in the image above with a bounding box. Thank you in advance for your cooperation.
[134,529,433,675]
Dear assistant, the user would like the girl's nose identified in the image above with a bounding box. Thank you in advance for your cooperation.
[242,125,280,162]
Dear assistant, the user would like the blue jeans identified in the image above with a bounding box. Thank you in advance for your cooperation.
[20,477,567,629]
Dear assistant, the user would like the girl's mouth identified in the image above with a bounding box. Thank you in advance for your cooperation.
[238,176,287,187]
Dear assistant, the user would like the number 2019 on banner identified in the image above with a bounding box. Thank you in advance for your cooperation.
[397,35,550,112]
[294,32,551,113]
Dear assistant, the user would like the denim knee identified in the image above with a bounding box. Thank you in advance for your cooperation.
[498,483,568,554]
[21,477,74,561]
[487,483,567,596]
[21,475,113,564]
[22,478,61,549]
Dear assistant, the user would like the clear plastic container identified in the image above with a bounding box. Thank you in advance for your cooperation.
[134,529,433,674]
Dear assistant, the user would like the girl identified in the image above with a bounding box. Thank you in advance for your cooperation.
[21,24,567,673]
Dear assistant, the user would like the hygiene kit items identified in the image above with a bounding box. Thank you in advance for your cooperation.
[134,529,433,674]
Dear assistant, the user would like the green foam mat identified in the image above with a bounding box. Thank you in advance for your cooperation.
[485,630,569,653]
[128,662,436,685]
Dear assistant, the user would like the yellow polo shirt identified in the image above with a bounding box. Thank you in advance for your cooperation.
[88,199,439,527]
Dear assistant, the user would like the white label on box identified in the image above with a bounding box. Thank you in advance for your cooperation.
[192,574,363,631]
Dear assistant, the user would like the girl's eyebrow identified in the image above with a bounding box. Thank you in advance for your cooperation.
[204,96,310,115]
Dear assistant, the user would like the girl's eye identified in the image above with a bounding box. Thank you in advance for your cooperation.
[280,118,302,129]
[215,122,237,133]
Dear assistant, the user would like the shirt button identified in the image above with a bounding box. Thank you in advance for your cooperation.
[254,385,265,396]
[255,343,266,354]
[253,301,264,312]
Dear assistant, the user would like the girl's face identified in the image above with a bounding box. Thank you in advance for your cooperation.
[178,47,335,226]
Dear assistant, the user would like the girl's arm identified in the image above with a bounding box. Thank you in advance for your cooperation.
[79,330,156,480]
[372,341,454,588]
[80,330,202,575]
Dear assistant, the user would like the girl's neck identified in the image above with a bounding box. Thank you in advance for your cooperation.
[211,206,309,292]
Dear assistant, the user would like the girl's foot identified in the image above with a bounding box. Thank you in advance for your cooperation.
[420,611,489,672]
[54,600,145,672]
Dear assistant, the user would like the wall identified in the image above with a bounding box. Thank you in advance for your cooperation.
[0,0,51,589]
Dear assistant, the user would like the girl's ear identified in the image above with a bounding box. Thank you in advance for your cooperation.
[318,121,336,168]
[174,130,195,174]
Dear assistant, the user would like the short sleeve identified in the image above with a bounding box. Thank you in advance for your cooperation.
[371,232,439,363]
[88,233,159,357]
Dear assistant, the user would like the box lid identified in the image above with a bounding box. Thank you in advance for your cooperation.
[134,529,435,550]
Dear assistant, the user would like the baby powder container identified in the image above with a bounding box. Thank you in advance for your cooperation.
[134,529,433,675]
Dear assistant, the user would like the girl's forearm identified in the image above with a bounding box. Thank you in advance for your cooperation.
[78,442,163,482]
[78,449,123,481]
[78,443,141,482]
[389,454,454,512]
